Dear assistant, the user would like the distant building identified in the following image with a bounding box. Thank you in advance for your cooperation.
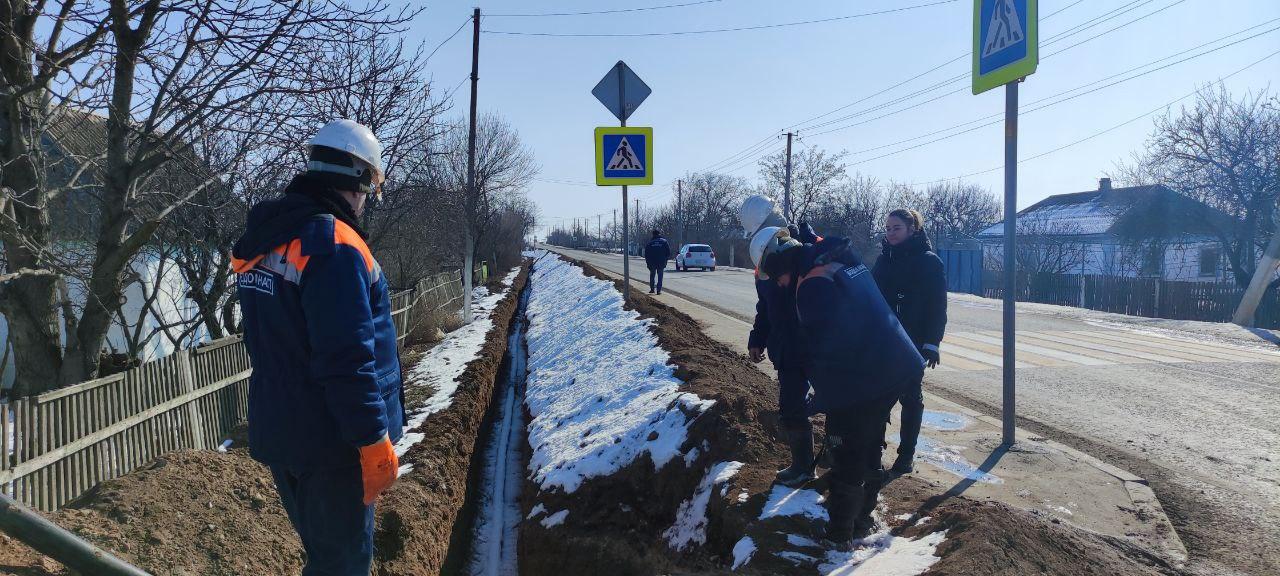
[977,178,1236,282]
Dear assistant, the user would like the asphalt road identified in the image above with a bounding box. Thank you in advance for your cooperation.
[553,246,1280,575]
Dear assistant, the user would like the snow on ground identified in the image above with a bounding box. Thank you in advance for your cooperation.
[731,536,757,570]
[663,461,744,551]
[950,292,1280,353]
[522,256,715,494]
[760,486,829,521]
[817,530,947,576]
[890,433,1002,485]
[395,268,519,473]
[540,510,569,528]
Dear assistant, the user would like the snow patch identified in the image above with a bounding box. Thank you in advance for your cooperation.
[663,461,744,551]
[540,510,569,528]
[526,504,546,519]
[818,530,947,575]
[731,536,757,570]
[786,533,823,548]
[920,410,972,432]
[523,256,715,493]
[891,434,1002,484]
[760,486,829,521]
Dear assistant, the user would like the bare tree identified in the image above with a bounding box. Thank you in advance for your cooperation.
[0,0,415,397]
[758,145,849,222]
[920,182,1002,246]
[1117,86,1278,288]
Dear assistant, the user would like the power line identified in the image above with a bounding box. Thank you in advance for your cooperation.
[487,0,725,18]
[425,17,472,63]
[482,0,959,37]
[907,48,1280,187]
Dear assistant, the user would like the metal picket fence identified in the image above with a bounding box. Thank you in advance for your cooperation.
[1,270,463,511]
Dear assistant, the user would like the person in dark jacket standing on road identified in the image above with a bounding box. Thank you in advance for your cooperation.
[232,119,404,575]
[872,209,947,475]
[753,230,924,547]
[643,229,671,294]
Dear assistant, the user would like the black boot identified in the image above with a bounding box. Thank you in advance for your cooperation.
[853,472,884,538]
[822,478,865,550]
[775,427,815,487]
[890,451,914,474]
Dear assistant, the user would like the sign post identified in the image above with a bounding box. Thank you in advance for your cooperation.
[592,61,653,302]
[973,0,1037,447]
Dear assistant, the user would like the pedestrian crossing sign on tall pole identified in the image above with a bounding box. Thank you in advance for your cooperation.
[595,127,653,185]
[972,0,1038,94]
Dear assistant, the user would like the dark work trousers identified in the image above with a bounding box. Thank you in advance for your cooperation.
[827,392,898,487]
[270,464,375,576]
[777,365,813,434]
[648,266,665,292]
[896,374,924,457]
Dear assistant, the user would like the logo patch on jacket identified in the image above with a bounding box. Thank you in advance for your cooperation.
[238,270,275,295]
[842,264,869,280]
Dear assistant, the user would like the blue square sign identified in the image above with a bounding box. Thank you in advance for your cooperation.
[595,127,653,186]
[973,0,1038,94]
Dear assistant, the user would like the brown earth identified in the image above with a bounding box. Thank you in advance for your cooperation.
[0,266,529,576]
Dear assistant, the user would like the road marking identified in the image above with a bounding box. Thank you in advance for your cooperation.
[1069,330,1280,363]
[943,333,1072,367]
[1055,331,1227,364]
[956,331,1113,366]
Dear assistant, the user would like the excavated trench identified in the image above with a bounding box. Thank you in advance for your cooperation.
[457,282,531,576]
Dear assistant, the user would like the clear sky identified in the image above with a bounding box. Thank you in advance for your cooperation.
[407,0,1280,236]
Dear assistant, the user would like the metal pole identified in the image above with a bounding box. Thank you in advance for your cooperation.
[1002,81,1018,447]
[617,62,630,302]
[783,132,794,219]
[0,493,151,576]
[462,7,481,324]
[613,209,617,251]
[676,179,683,248]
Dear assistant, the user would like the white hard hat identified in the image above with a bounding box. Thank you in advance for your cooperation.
[751,226,804,279]
[308,119,385,193]
[739,195,788,237]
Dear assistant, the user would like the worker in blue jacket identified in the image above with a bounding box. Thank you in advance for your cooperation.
[753,228,924,548]
[748,221,822,487]
[232,119,404,575]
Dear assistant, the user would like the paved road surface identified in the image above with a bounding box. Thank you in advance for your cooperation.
[553,246,1280,575]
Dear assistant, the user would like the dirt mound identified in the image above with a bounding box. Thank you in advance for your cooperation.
[516,259,792,576]
[0,449,301,576]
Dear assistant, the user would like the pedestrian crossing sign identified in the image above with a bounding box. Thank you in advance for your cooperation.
[973,0,1038,94]
[595,127,653,185]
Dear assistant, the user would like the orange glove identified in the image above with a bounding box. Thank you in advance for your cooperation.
[359,435,399,505]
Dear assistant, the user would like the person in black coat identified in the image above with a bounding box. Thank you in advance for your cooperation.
[872,209,948,474]
[643,230,671,294]
[757,233,924,546]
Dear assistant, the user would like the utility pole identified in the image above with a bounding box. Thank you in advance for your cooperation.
[613,209,617,251]
[597,214,602,245]
[783,132,794,220]
[676,179,683,248]
[462,6,480,324]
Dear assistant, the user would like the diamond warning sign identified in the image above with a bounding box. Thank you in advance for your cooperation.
[595,127,653,186]
[972,0,1038,95]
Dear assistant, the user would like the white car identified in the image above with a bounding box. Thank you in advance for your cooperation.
[676,244,716,271]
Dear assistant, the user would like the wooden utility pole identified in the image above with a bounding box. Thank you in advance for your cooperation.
[676,179,683,248]
[783,132,794,220]
[1233,227,1280,326]
[462,6,480,324]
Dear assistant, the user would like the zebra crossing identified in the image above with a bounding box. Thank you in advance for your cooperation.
[934,329,1280,371]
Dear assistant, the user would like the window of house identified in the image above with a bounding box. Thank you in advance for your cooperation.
[1199,247,1219,277]
[1140,244,1165,277]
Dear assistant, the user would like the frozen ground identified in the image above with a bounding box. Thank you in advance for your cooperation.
[522,255,714,494]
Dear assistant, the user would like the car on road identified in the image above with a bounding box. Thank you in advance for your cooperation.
[675,244,716,271]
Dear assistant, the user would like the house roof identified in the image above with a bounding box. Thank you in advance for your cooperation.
[976,184,1233,240]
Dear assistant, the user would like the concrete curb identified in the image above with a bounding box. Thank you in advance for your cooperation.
[926,394,1189,564]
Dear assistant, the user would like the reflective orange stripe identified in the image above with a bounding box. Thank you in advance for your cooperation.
[231,253,265,273]
[797,262,841,290]
[284,239,310,274]
[333,219,374,273]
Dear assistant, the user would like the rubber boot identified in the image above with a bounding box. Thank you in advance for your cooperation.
[774,428,815,487]
[853,472,884,538]
[822,478,865,550]
[890,451,914,475]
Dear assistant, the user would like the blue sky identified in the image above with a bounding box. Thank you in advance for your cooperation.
[408,1,1280,236]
